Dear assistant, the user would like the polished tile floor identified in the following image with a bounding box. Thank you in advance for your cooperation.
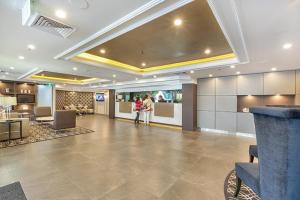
[0,115,255,200]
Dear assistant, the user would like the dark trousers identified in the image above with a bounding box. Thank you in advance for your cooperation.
[134,111,140,123]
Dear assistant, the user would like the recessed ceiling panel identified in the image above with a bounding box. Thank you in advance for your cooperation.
[30,71,98,84]
[35,71,92,81]
[84,0,233,69]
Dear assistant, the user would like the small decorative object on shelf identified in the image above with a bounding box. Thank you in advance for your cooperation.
[24,90,27,94]
[21,89,23,93]
[28,90,31,94]
[5,88,9,93]
[243,107,249,112]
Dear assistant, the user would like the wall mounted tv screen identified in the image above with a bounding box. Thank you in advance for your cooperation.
[17,94,35,103]
[95,93,105,102]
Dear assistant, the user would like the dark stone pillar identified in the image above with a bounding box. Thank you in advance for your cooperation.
[182,84,197,131]
[108,89,115,119]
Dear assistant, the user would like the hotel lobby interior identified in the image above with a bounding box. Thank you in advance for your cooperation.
[0,0,300,199]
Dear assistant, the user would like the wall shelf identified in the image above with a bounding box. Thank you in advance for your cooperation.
[0,80,37,113]
[237,95,295,112]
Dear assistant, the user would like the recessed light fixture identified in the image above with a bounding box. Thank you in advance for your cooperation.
[174,18,183,26]
[27,44,35,51]
[5,72,9,75]
[41,74,45,76]
[141,62,146,67]
[204,49,211,55]
[271,67,277,71]
[112,74,116,78]
[100,49,106,54]
[72,67,78,71]
[230,65,235,69]
[236,71,240,75]
[153,75,157,78]
[55,9,67,19]
[283,43,292,49]
[209,74,213,77]
[135,77,139,81]
[190,70,194,74]
[10,67,14,70]
[18,56,24,60]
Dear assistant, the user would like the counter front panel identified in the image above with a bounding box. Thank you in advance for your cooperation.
[119,102,132,113]
[115,102,182,126]
[154,103,174,118]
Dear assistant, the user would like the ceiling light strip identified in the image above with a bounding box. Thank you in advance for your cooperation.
[75,52,236,73]
[30,75,96,84]
[142,53,236,72]
[76,53,141,72]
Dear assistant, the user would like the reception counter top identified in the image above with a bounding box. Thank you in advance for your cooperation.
[115,102,182,126]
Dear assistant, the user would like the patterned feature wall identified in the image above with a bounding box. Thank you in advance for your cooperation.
[56,90,65,110]
[56,90,94,110]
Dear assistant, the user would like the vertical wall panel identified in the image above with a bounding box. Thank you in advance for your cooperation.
[237,112,255,134]
[197,78,215,95]
[198,111,215,129]
[264,71,295,95]
[216,112,237,132]
[237,74,263,95]
[197,95,215,111]
[216,76,237,95]
[216,96,237,112]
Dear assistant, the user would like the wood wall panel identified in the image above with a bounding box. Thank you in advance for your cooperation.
[154,103,174,117]
[109,90,115,119]
[182,84,197,131]
[119,102,132,113]
[55,90,94,110]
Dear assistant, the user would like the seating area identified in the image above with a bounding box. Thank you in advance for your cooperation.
[63,104,94,115]
[0,106,77,143]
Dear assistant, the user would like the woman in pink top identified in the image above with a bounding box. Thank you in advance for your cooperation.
[134,97,142,124]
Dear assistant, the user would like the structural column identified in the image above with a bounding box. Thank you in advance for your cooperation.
[108,89,115,119]
[182,84,197,131]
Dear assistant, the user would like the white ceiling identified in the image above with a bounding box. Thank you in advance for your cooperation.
[0,0,300,87]
[191,0,300,78]
[0,0,153,82]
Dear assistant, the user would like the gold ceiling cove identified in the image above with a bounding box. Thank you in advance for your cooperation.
[31,71,98,84]
[75,0,234,72]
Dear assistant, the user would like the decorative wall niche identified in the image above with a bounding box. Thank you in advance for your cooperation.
[237,95,295,112]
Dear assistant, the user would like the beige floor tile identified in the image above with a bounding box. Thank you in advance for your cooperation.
[0,114,255,200]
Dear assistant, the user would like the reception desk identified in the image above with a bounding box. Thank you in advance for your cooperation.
[115,102,182,126]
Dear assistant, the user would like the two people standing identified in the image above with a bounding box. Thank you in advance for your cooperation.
[134,97,142,124]
[134,94,153,125]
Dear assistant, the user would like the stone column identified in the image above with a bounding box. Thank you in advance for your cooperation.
[108,89,115,119]
[182,84,197,131]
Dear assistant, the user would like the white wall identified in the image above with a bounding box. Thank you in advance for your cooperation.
[37,85,53,108]
[94,91,109,115]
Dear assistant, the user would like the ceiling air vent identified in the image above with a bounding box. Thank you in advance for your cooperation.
[22,0,75,38]
[30,15,75,38]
